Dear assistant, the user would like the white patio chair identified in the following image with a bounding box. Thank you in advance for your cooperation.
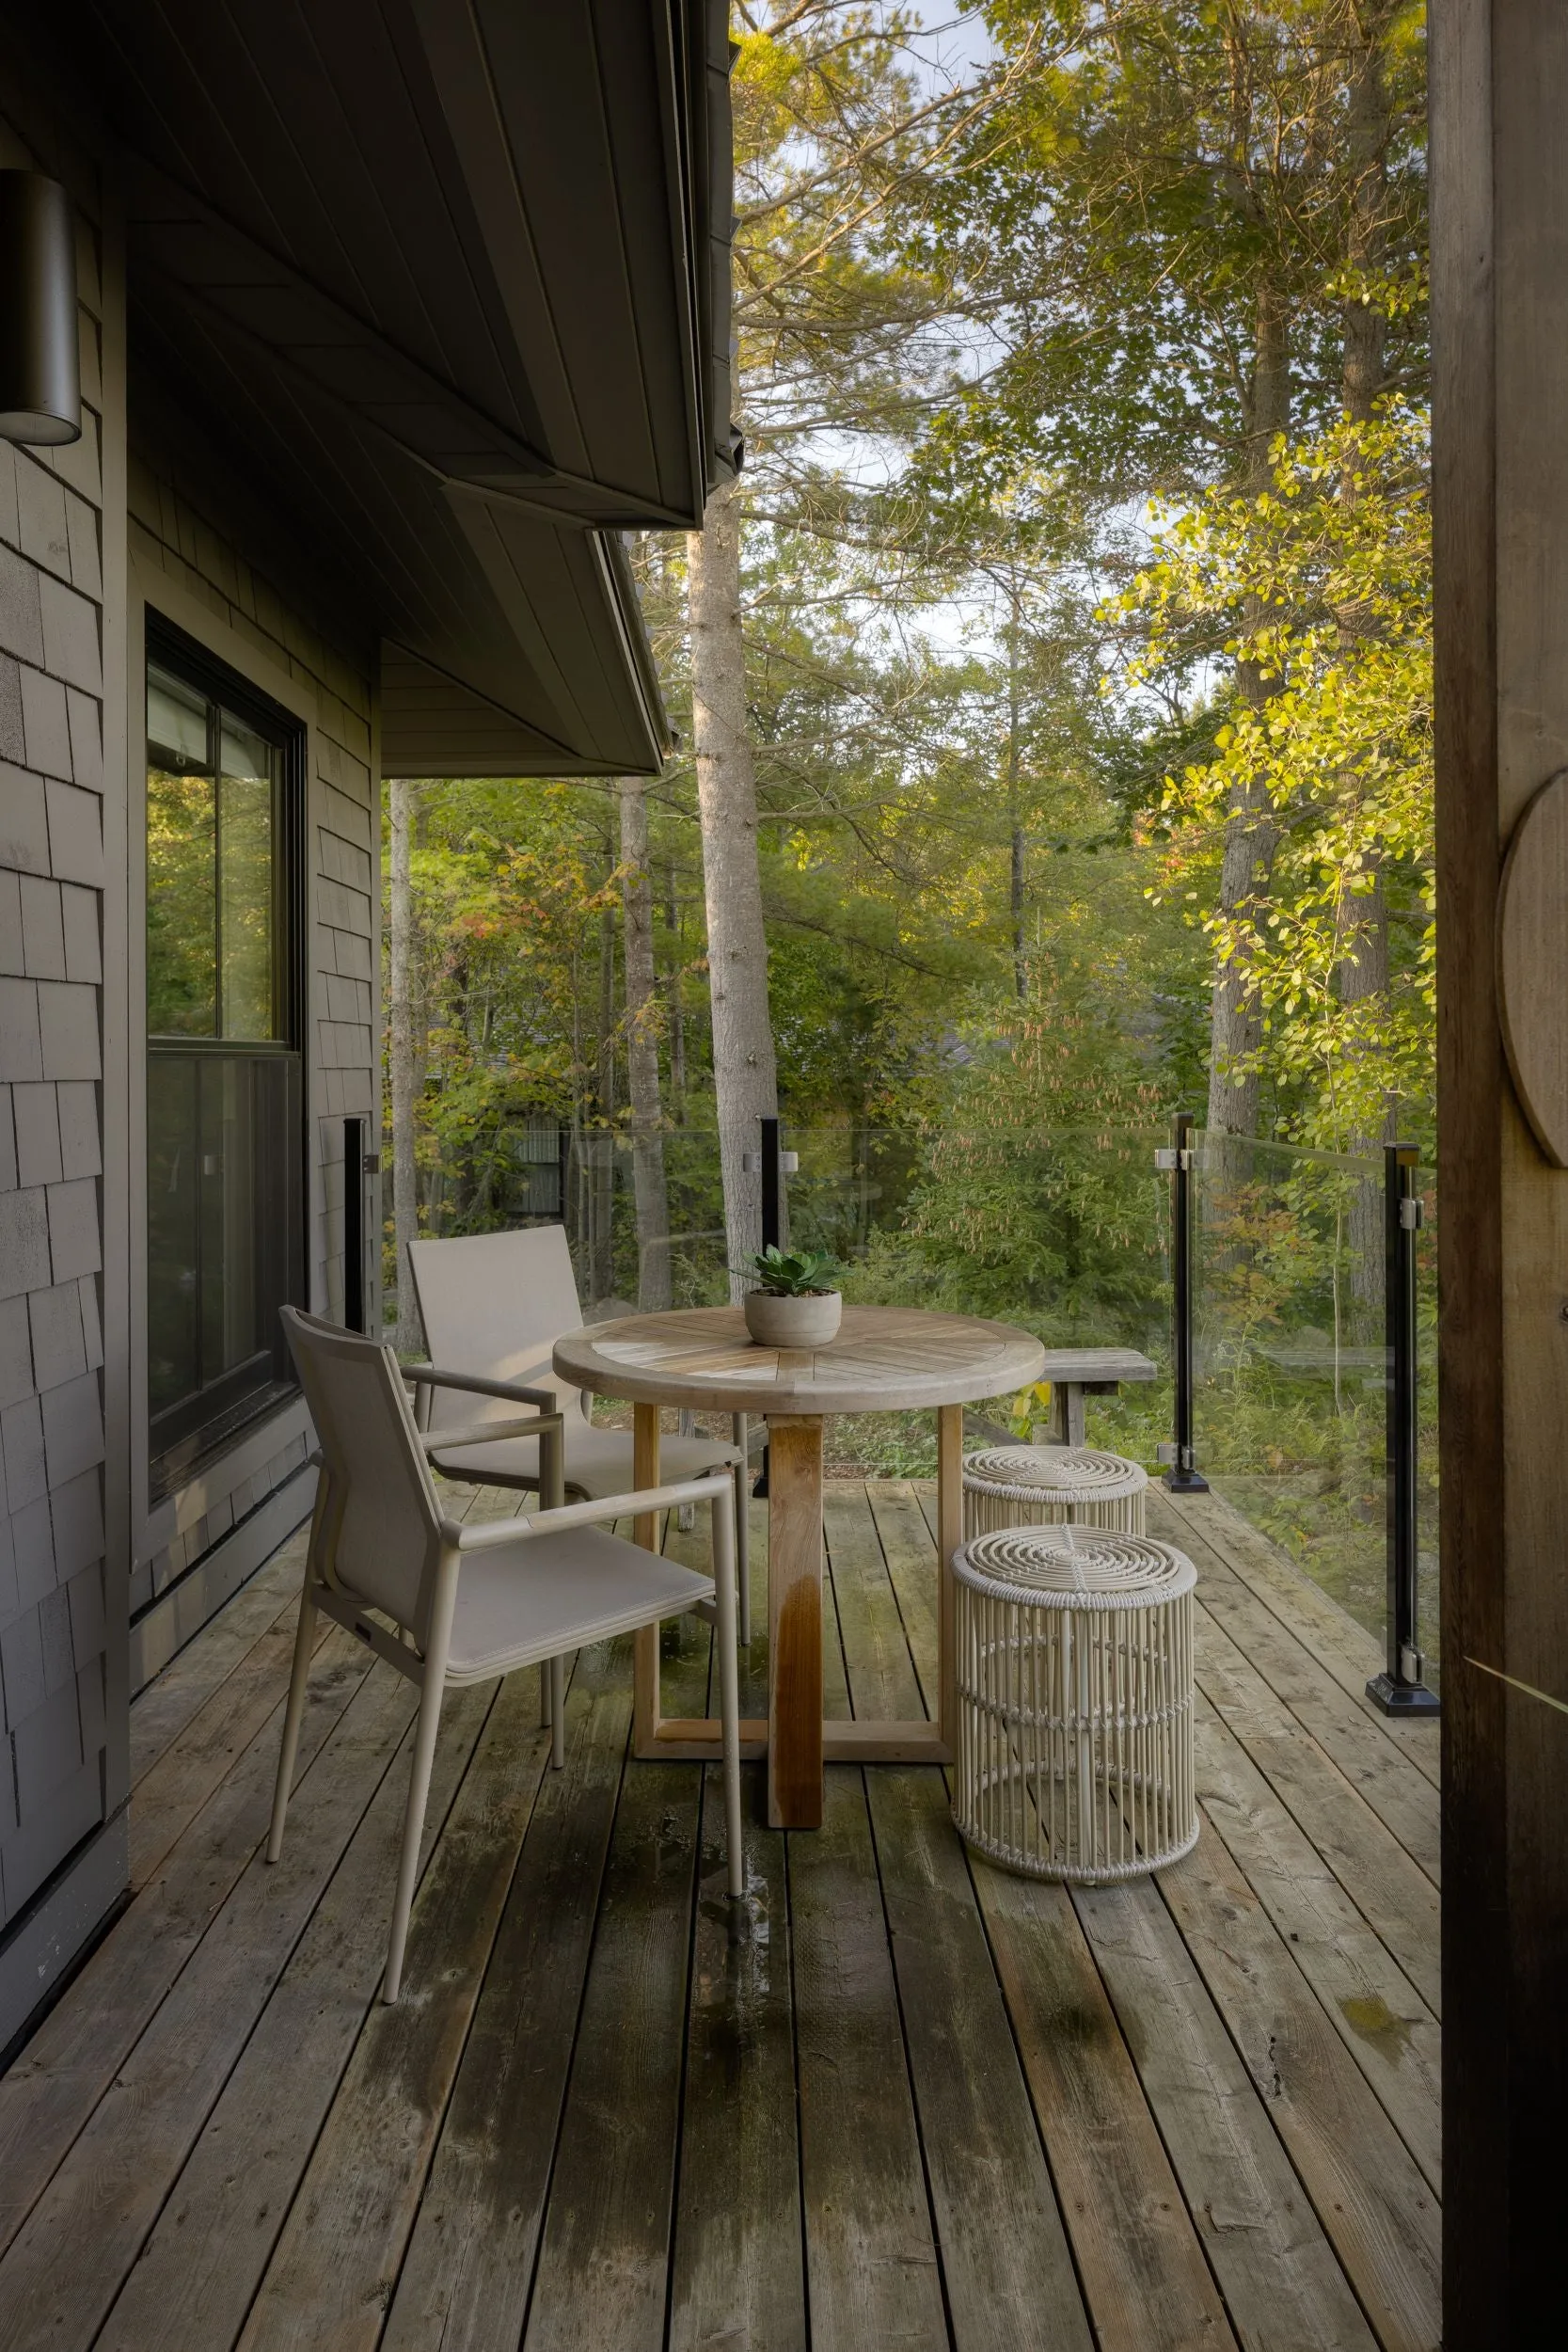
[267,1307,742,2005]
[406,1226,755,1641]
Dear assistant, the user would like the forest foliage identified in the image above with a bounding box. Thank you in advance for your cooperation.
[384,3,1433,1583]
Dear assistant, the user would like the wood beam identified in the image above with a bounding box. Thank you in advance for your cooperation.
[1433,3,1568,2335]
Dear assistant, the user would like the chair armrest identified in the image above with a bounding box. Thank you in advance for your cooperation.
[447,1471,734,1551]
[404,1363,558,1412]
[420,1414,562,1455]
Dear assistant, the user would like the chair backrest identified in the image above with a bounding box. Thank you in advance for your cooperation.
[282,1307,444,1635]
[406,1226,587,1428]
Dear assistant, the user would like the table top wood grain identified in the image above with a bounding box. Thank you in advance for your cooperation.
[553,1303,1048,1418]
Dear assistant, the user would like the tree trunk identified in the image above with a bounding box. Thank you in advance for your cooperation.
[388,775,421,1350]
[619,777,672,1310]
[1206,280,1291,1143]
[689,474,779,1295]
[664,857,688,1115]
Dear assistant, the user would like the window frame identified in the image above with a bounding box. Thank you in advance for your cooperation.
[143,614,310,1497]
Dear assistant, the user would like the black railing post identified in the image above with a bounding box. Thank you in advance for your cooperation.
[1159,1110,1209,1493]
[343,1115,376,1334]
[749,1115,797,1498]
[760,1114,782,1250]
[1367,1143,1439,1717]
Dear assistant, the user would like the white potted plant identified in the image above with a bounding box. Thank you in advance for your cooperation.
[737,1246,846,1347]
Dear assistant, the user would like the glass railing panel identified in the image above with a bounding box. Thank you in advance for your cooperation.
[1191,1132,1396,1651]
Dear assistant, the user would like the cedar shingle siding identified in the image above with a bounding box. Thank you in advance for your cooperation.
[0,158,111,1944]
[125,463,379,1679]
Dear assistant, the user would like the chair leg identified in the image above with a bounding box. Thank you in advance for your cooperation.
[676,1409,698,1531]
[733,1414,751,1648]
[712,1489,745,1900]
[266,1580,318,1864]
[549,1653,566,1769]
[539,1660,553,1729]
[384,1668,445,2004]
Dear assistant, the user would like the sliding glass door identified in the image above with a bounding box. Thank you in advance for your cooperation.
[145,637,304,1496]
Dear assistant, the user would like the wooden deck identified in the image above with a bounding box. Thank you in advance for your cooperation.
[0,1478,1441,2352]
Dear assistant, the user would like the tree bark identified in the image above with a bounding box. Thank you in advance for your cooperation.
[1206,280,1291,1142]
[664,856,687,1114]
[619,777,672,1310]
[689,474,779,1294]
[388,776,422,1350]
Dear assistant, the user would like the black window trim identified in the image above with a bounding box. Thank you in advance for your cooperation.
[144,611,310,1498]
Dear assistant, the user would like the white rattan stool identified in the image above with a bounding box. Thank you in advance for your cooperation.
[962,1444,1148,1538]
[952,1523,1197,1883]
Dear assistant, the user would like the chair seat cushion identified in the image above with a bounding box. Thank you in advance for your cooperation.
[446,1523,714,1682]
[430,1422,739,1500]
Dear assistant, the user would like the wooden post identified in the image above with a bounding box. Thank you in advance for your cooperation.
[766,1414,824,1828]
[936,1403,963,1761]
[1433,3,1568,2334]
[631,1404,661,1756]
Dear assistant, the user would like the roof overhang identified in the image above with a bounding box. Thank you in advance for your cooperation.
[63,0,738,773]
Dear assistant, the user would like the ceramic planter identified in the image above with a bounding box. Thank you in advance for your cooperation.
[743,1289,843,1348]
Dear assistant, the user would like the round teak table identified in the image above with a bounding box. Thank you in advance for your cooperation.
[554,1303,1046,1828]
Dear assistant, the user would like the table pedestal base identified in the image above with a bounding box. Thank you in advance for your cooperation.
[629,1400,965,1825]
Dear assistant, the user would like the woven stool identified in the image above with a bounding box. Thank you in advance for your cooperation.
[952,1524,1197,1883]
[962,1444,1148,1539]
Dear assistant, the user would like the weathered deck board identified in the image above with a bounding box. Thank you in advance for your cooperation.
[669,1766,805,2352]
[92,1678,498,2352]
[1193,1694,1442,2191]
[1152,1488,1441,1789]
[127,1531,309,1787]
[1160,1824,1442,2352]
[0,1628,376,2264]
[0,1661,425,2352]
[792,1767,948,2352]
[1073,1872,1381,2352]
[380,1659,633,2352]
[0,1479,1441,2352]
[236,1669,549,2352]
[522,1760,702,2352]
[974,1858,1239,2352]
[867,1766,1096,2352]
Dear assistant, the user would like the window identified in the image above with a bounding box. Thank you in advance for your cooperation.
[145,628,304,1497]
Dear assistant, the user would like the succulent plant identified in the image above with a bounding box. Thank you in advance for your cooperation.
[736,1245,846,1298]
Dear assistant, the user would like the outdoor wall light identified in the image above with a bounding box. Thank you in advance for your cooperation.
[0,170,81,445]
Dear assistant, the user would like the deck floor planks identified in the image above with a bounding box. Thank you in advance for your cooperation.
[520,1757,705,2352]
[235,1667,550,2352]
[71,1677,499,2352]
[1159,1822,1442,2352]
[866,1766,1098,2352]
[1151,1490,1441,1790]
[0,1658,427,2352]
[972,1856,1239,2352]
[0,1626,376,2263]
[128,1530,309,1787]
[1073,1871,1382,2352]
[1190,1621,1441,2012]
[1193,1694,1442,2192]
[668,1765,806,2352]
[790,1763,949,2352]
[129,1606,334,1891]
[0,1478,1441,2351]
[827,1486,1094,2350]
[1191,1587,1441,1881]
[379,1655,635,2352]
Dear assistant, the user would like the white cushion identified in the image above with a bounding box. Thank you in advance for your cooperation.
[445,1522,713,1682]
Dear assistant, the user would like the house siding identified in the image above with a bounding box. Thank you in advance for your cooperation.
[124,460,382,1683]
[0,95,121,2012]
